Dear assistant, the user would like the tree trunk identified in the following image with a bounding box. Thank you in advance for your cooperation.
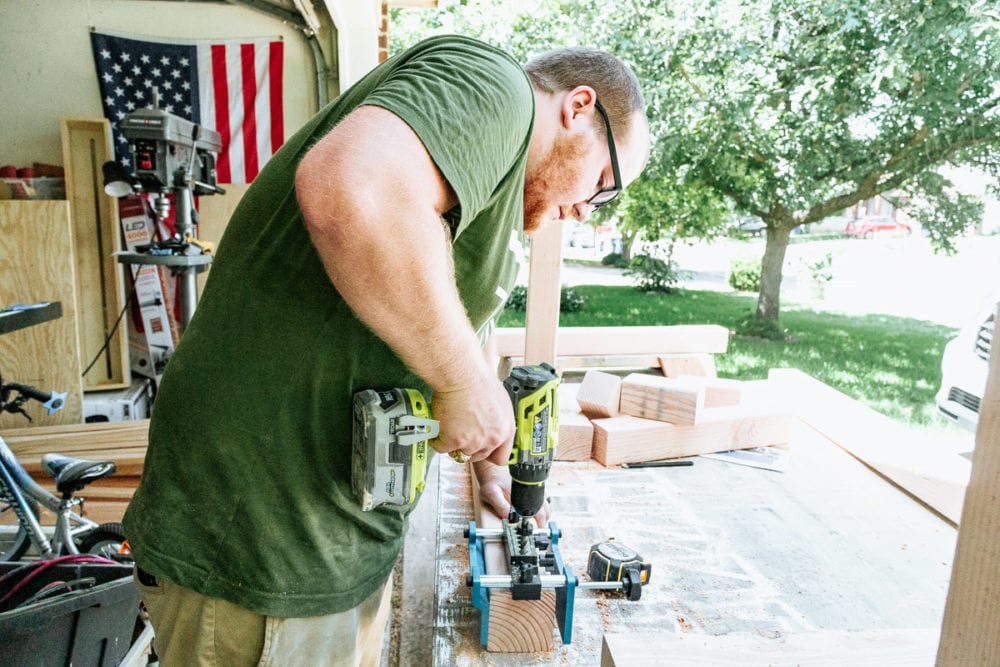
[621,232,635,262]
[755,224,792,322]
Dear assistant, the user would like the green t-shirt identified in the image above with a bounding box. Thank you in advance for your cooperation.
[122,35,533,617]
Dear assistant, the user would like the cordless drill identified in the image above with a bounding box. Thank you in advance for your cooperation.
[352,364,558,514]
[504,362,560,521]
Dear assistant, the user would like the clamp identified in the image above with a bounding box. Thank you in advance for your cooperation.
[465,520,643,646]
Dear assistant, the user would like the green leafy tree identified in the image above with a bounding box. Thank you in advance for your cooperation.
[662,0,999,330]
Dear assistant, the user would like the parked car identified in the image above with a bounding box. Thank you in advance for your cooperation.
[844,216,912,238]
[737,216,767,236]
[936,296,998,431]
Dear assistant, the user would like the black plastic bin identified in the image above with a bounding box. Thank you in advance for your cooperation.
[0,561,139,667]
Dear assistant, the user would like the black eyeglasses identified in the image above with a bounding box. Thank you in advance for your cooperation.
[587,99,623,208]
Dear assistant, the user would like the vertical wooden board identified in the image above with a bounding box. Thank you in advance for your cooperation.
[193,182,249,292]
[524,218,563,365]
[0,201,84,426]
[937,303,1000,665]
[60,118,129,390]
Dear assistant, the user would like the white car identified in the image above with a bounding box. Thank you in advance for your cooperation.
[936,296,998,431]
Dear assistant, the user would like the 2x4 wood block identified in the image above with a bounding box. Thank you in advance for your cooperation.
[592,408,793,466]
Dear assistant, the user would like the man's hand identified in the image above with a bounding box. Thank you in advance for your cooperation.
[431,379,514,467]
[473,460,552,527]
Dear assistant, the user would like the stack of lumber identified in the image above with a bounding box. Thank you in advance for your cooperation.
[555,357,792,466]
[2,419,148,524]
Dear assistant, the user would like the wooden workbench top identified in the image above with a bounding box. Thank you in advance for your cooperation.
[430,418,956,665]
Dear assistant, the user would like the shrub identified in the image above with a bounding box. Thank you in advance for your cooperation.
[601,252,629,269]
[626,253,679,293]
[503,284,588,313]
[505,285,528,311]
[728,256,761,292]
[559,285,588,313]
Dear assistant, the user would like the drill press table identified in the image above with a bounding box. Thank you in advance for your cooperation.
[419,416,959,665]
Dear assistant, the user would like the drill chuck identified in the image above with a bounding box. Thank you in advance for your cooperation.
[510,479,547,518]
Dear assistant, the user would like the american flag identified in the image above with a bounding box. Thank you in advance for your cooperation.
[90,31,284,184]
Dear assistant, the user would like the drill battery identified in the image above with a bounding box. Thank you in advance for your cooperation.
[352,387,438,511]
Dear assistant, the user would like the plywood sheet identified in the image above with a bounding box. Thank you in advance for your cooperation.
[602,629,938,666]
[768,368,970,524]
[0,200,84,426]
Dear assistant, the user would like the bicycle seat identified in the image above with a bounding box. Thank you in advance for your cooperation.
[41,453,117,494]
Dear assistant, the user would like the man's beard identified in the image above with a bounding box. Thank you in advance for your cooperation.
[522,132,591,235]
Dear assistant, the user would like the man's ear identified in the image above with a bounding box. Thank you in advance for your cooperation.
[560,85,598,129]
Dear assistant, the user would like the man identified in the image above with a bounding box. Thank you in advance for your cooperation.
[123,34,649,665]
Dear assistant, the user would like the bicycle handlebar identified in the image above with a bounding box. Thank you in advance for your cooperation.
[0,381,67,417]
[5,383,53,404]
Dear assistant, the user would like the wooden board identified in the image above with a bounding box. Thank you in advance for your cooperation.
[3,419,150,476]
[495,325,731,358]
[576,370,622,419]
[0,200,84,426]
[658,352,716,378]
[3,419,148,523]
[523,218,563,365]
[937,303,1000,663]
[470,467,557,652]
[768,368,971,524]
[60,118,129,390]
[556,409,594,461]
[619,374,706,424]
[602,629,939,666]
[592,408,793,466]
[194,182,250,292]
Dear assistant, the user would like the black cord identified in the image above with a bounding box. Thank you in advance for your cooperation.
[80,266,138,379]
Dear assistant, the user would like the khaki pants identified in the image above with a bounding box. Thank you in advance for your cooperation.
[135,569,392,667]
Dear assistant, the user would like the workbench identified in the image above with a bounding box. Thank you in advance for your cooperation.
[426,418,957,665]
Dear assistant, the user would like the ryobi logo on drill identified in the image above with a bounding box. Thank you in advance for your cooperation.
[531,413,548,454]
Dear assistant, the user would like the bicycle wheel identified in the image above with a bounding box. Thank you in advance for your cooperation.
[0,499,36,561]
[76,522,130,560]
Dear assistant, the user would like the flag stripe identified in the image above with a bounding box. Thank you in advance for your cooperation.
[252,45,272,178]
[240,43,259,183]
[223,44,246,183]
[210,44,233,183]
[269,41,284,154]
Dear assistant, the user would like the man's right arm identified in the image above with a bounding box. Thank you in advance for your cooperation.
[295,105,514,465]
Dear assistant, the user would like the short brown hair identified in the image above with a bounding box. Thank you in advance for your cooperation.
[525,47,645,141]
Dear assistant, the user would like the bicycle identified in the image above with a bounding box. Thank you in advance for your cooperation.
[0,374,129,561]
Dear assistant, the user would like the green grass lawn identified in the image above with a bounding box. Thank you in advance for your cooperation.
[497,285,958,428]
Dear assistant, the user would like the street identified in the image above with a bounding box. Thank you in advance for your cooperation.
[557,233,1000,329]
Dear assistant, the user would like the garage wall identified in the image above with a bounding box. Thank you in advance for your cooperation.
[0,1,328,169]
